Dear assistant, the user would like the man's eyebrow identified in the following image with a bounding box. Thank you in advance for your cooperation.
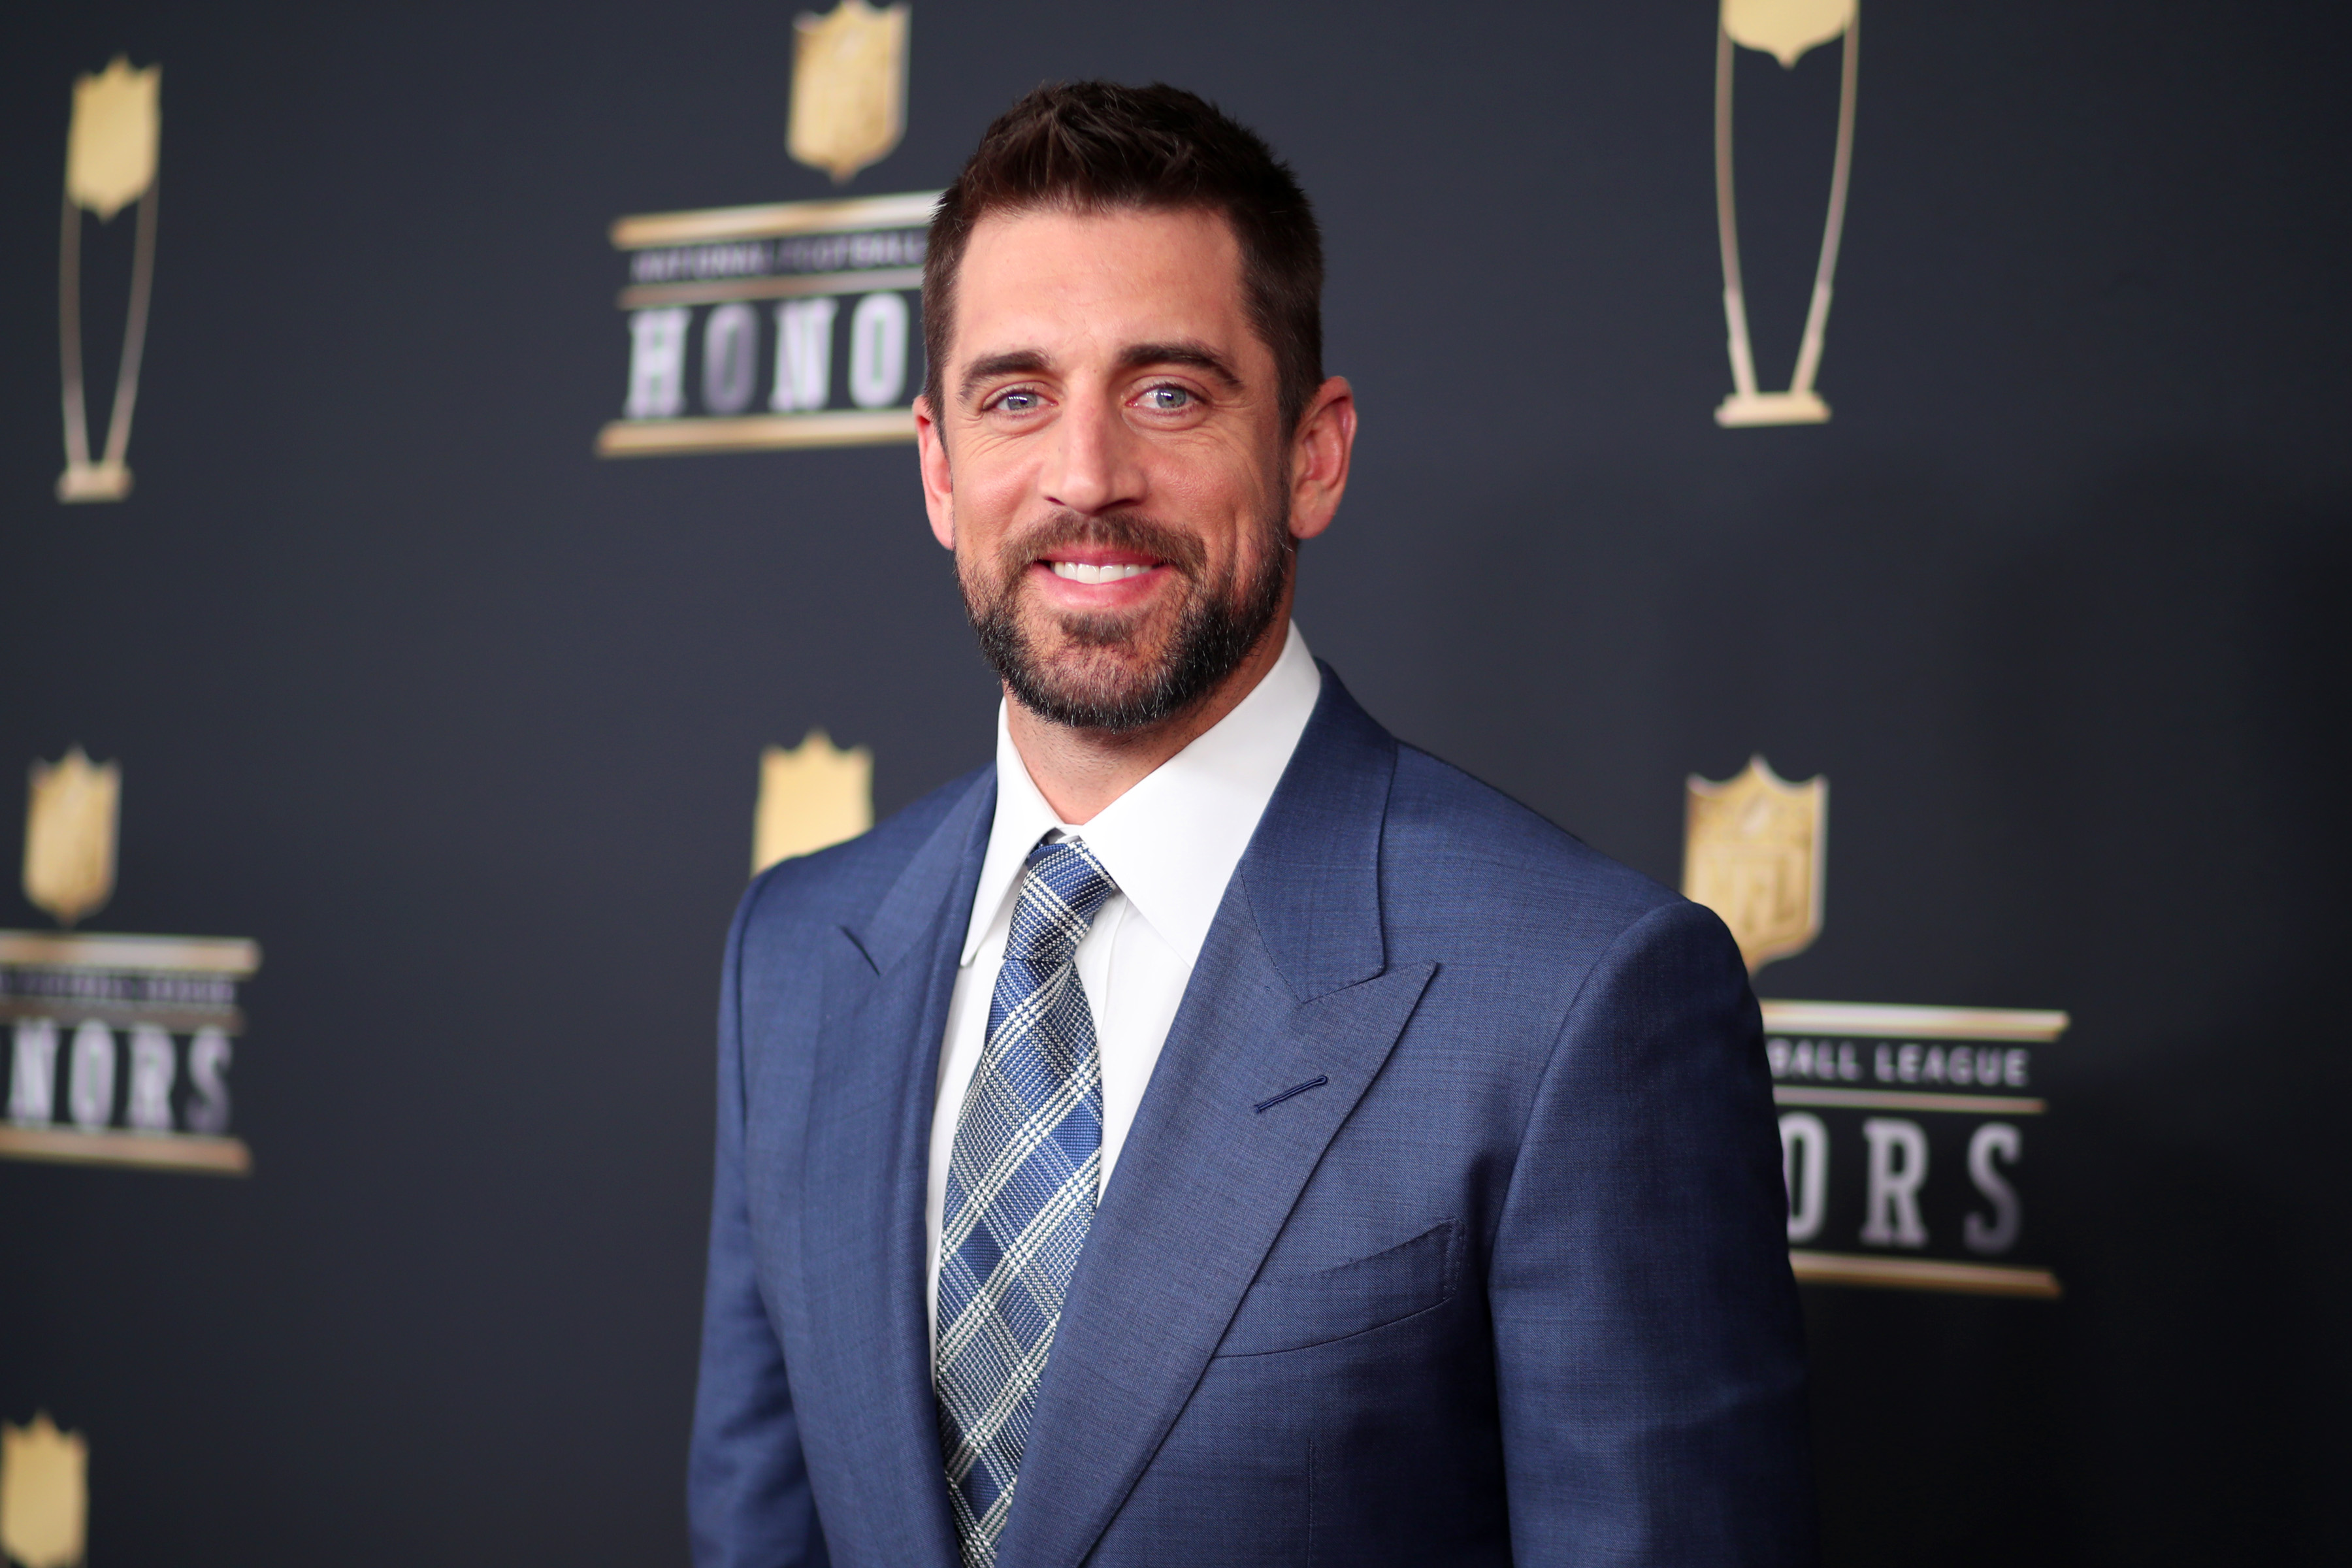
[1118,340,1242,389]
[956,340,1244,402]
[960,350,1051,401]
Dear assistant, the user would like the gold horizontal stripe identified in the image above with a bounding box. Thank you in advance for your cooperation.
[1789,1250,2062,1298]
[1761,999,2069,1043]
[0,1126,251,1175]
[1716,391,1830,428]
[1772,1086,2046,1116]
[611,191,942,248]
[617,267,924,310]
[596,410,917,457]
[0,930,259,975]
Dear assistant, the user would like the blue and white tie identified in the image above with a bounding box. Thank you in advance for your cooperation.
[935,836,1117,1567]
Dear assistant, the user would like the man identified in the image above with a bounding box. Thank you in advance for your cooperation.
[691,82,1815,1568]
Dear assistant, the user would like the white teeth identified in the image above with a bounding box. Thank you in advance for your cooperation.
[1049,561,1152,583]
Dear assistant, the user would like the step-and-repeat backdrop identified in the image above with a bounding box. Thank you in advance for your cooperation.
[4,3,2345,1564]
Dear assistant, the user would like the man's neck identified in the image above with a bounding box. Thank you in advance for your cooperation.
[1005,618,1292,825]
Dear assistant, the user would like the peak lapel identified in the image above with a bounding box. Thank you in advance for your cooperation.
[994,673,1433,1568]
[798,772,992,1568]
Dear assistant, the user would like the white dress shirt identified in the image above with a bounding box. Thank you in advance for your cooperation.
[924,621,1322,1339]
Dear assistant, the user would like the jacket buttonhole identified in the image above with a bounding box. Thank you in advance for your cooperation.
[1252,1074,1330,1113]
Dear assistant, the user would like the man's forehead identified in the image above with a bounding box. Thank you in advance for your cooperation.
[951,206,1254,363]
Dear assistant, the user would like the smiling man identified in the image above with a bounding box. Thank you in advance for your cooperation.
[691,83,1817,1568]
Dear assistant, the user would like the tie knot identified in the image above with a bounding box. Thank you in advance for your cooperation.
[1004,838,1117,963]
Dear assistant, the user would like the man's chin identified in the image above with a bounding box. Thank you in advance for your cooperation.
[1011,644,1169,708]
[990,625,1195,733]
[972,559,1286,734]
[1047,616,1170,659]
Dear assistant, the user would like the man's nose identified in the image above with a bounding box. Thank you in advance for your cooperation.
[1038,390,1145,516]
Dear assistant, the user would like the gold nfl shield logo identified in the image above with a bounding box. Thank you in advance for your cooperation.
[1683,755,1827,973]
[0,1414,88,1568]
[65,57,159,221]
[1721,0,1854,69]
[753,730,874,874]
[789,0,911,184]
[22,749,118,929]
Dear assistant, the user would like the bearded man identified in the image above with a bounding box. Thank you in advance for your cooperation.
[689,82,1817,1568]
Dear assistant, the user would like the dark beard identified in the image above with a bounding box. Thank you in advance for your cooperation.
[963,508,1292,734]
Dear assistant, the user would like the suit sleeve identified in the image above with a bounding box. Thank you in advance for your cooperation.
[689,879,830,1568]
[1489,899,1819,1565]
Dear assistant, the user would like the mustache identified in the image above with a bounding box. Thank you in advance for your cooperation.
[988,510,1209,588]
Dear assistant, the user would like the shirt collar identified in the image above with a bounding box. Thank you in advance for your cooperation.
[960,621,1323,966]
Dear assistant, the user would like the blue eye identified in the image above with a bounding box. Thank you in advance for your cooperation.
[1143,385,1192,410]
[996,391,1039,413]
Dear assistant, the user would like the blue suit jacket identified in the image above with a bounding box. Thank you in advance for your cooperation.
[691,670,1817,1567]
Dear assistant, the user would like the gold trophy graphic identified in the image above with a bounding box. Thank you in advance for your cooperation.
[1712,0,1857,427]
[57,56,161,502]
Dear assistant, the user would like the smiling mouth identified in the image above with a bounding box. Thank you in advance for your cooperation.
[1002,512,1200,602]
[1047,560,1157,583]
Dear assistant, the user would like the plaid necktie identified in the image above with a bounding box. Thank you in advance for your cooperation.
[935,836,1117,1567]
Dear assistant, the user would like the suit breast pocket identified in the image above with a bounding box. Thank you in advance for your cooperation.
[1214,1219,1460,1358]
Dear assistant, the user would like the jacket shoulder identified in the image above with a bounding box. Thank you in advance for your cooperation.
[1382,744,1686,954]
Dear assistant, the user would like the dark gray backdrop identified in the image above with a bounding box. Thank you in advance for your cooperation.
[4,3,2345,1563]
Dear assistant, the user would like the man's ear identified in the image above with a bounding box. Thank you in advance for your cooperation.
[1287,376,1356,542]
[914,394,956,550]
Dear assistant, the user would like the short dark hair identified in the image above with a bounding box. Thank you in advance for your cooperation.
[922,82,1326,434]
